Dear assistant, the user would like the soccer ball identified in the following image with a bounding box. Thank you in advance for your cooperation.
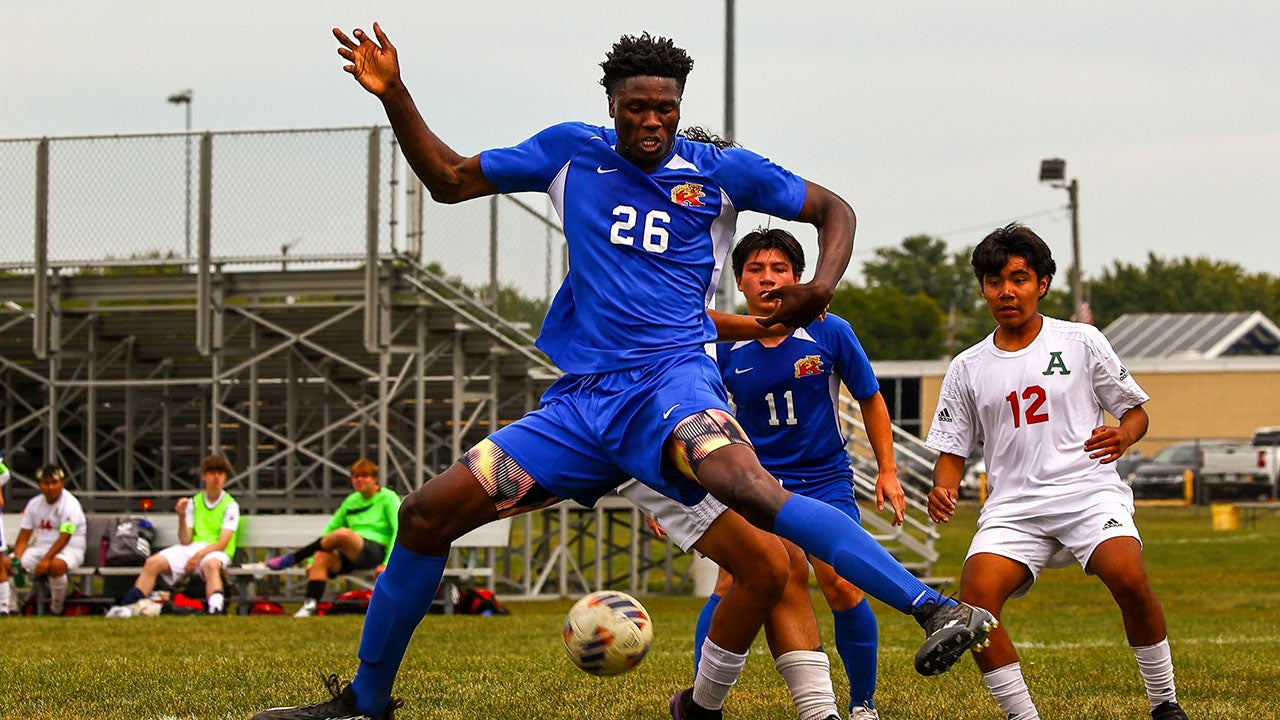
[562,590,654,676]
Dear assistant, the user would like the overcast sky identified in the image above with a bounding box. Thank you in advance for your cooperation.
[9,1,1279,283]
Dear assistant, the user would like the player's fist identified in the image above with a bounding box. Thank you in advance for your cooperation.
[175,497,190,514]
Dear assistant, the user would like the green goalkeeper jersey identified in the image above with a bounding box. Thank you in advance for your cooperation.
[323,487,401,564]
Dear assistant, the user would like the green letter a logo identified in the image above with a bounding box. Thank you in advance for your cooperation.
[1042,351,1071,376]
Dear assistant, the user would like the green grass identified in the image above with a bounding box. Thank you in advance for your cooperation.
[3,503,1277,719]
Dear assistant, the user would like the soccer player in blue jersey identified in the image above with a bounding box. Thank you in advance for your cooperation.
[252,24,995,720]
[704,228,905,720]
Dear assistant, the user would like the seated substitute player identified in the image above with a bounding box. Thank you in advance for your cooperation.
[113,455,241,615]
[251,25,994,720]
[926,223,1188,720]
[264,458,400,618]
[703,227,905,720]
[9,464,87,615]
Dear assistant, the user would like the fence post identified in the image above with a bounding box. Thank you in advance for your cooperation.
[364,127,381,353]
[33,138,49,359]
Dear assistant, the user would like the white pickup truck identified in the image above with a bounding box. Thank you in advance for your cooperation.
[1198,427,1280,501]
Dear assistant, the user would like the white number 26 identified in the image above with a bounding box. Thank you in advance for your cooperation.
[610,206,670,253]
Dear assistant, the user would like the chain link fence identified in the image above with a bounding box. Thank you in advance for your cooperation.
[0,128,566,314]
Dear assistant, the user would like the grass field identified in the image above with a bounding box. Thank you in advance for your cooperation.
[3,503,1278,719]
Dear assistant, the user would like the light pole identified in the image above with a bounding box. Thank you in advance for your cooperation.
[1039,158,1082,316]
[168,89,194,258]
[715,0,738,313]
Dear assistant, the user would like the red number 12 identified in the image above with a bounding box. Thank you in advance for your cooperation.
[1005,385,1049,428]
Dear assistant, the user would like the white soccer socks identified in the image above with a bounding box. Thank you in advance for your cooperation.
[774,650,839,720]
[1132,638,1178,709]
[692,638,748,711]
[982,661,1040,719]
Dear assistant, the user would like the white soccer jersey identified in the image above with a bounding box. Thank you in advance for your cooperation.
[20,489,88,553]
[926,316,1149,518]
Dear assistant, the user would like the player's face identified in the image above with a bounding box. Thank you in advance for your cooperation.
[351,472,378,496]
[737,248,798,316]
[608,76,681,173]
[37,475,64,503]
[202,469,227,496]
[981,255,1048,331]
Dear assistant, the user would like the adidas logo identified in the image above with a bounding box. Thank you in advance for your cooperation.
[1102,518,1122,530]
[937,407,955,423]
[1119,366,1130,381]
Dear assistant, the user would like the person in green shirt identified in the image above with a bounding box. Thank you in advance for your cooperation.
[112,455,240,615]
[266,458,401,618]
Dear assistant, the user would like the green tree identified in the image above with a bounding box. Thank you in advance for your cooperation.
[1086,254,1280,328]
[828,283,947,360]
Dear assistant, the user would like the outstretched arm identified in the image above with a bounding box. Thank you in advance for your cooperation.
[758,180,854,328]
[334,23,497,204]
[708,309,792,341]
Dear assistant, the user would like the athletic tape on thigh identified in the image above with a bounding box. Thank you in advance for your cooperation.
[461,439,558,518]
[669,408,754,479]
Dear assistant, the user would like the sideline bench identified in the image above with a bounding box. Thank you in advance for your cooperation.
[1234,501,1280,528]
[2,512,512,615]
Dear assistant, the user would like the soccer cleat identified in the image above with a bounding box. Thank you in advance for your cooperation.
[266,554,297,571]
[252,674,402,720]
[849,703,880,720]
[294,599,318,618]
[910,598,998,676]
[1151,700,1189,720]
[669,688,723,720]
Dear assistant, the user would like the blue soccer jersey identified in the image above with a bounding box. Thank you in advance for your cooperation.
[717,313,879,481]
[480,122,807,375]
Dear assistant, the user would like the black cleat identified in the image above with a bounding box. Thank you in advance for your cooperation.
[911,598,998,675]
[1151,700,1189,720]
[669,688,723,720]
[251,675,402,720]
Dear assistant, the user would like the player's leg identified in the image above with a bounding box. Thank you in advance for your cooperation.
[267,527,359,571]
[812,560,879,718]
[44,556,69,614]
[686,434,995,675]
[254,406,583,720]
[114,547,176,605]
[670,508,789,719]
[763,541,841,720]
[295,548,342,618]
[961,552,1039,720]
[198,553,229,614]
[1087,537,1184,717]
[692,567,733,672]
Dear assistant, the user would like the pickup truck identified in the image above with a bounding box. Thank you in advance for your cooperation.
[1199,427,1280,501]
[1127,439,1237,501]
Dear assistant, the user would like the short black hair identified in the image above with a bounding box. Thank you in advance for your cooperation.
[732,228,806,279]
[972,222,1057,296]
[37,464,65,482]
[599,33,694,96]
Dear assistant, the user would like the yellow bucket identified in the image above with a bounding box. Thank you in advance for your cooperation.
[1211,503,1240,531]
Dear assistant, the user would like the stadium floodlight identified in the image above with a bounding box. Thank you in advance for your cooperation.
[1039,158,1083,319]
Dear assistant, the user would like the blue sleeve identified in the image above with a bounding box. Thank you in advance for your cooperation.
[826,316,879,400]
[712,147,807,220]
[479,122,600,194]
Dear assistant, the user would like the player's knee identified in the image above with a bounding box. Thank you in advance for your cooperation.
[730,541,789,604]
[143,554,168,573]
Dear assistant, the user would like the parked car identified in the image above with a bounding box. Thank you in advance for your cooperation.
[1127,440,1237,501]
[1199,427,1280,501]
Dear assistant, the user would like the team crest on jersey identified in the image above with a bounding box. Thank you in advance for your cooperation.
[794,355,824,377]
[1042,351,1071,376]
[671,183,706,207]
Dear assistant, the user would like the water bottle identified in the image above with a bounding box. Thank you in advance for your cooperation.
[10,556,23,588]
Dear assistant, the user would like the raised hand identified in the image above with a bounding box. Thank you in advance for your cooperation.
[333,22,401,98]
